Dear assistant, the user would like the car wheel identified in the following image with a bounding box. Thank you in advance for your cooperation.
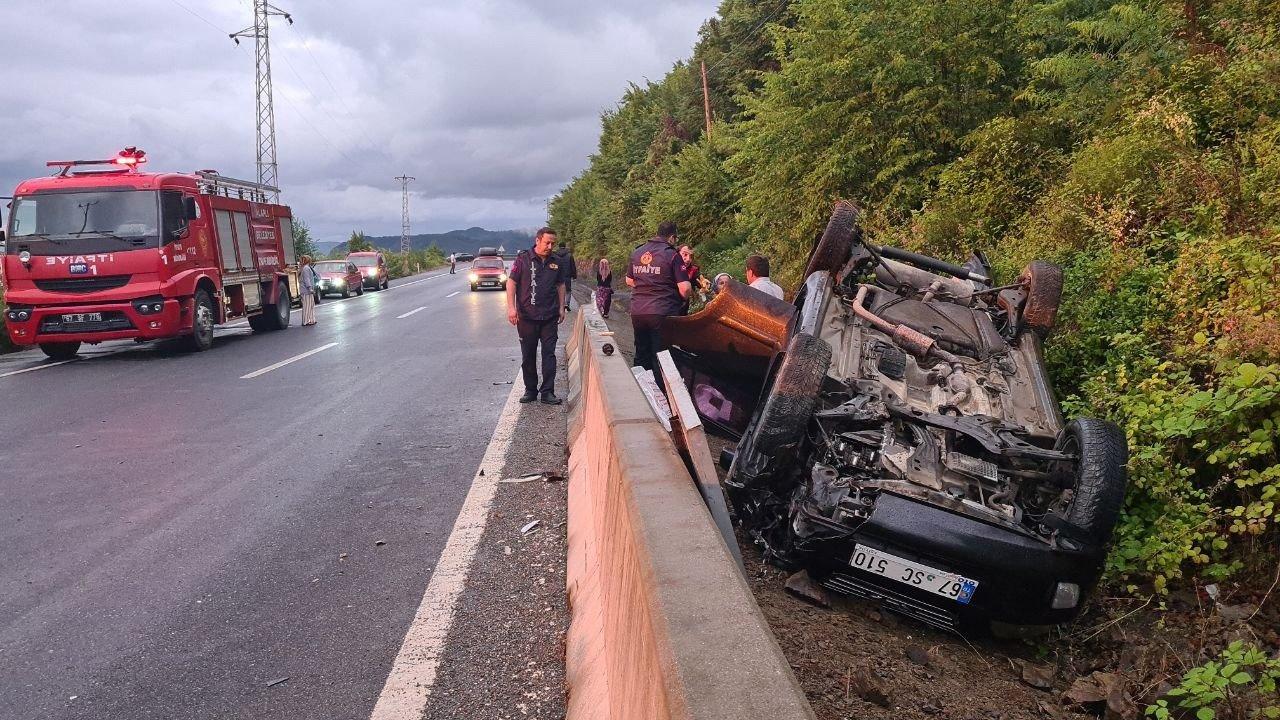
[470,284,477,292]
[382,279,389,290]
[183,289,216,350]
[40,341,82,360]
[356,284,364,296]
[754,332,832,456]
[803,200,860,279]
[1054,418,1128,546]
[340,285,350,299]
[1021,261,1063,336]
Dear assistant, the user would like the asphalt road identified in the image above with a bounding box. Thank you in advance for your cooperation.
[0,272,521,720]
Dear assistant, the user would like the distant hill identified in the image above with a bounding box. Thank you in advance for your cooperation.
[315,227,534,255]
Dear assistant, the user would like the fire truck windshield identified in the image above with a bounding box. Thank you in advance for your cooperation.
[7,190,161,255]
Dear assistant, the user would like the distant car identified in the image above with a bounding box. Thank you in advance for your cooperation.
[347,251,389,291]
[469,256,507,291]
[454,252,475,263]
[313,260,364,298]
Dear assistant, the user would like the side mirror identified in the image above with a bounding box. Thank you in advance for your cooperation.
[183,196,199,222]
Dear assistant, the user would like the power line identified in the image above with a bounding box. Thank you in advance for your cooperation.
[167,0,228,34]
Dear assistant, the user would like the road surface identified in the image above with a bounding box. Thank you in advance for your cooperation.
[0,272,522,719]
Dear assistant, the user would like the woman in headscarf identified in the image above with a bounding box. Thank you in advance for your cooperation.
[299,255,318,326]
[595,258,614,318]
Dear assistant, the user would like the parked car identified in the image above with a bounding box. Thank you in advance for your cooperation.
[664,201,1127,635]
[468,256,506,291]
[313,260,364,298]
[347,251,389,291]
[454,252,475,263]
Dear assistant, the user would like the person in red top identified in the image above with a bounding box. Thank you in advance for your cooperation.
[678,244,700,315]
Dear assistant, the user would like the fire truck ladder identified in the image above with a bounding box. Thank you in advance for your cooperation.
[195,171,280,203]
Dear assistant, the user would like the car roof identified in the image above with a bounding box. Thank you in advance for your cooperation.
[347,251,379,257]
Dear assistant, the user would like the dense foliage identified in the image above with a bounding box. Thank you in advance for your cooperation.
[549,0,1280,590]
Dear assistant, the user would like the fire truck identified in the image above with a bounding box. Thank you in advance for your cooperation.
[1,148,301,359]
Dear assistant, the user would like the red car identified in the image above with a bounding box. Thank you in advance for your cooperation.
[348,251,389,291]
[313,260,363,298]
[469,256,506,291]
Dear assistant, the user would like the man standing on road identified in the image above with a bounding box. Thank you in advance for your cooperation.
[556,241,577,312]
[449,253,457,274]
[507,228,567,405]
[626,221,690,371]
[746,254,785,300]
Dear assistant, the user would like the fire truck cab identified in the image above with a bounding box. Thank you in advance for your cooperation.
[2,148,300,358]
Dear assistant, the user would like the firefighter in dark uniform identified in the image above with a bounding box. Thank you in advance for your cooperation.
[506,227,568,404]
[626,220,691,371]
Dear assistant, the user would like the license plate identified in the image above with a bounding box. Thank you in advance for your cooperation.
[62,313,103,324]
[850,545,978,604]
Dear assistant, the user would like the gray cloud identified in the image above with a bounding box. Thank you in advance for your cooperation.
[0,0,715,242]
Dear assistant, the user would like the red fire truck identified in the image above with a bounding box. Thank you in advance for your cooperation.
[2,148,301,359]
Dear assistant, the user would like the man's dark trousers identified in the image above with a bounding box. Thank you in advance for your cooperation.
[631,314,665,371]
[517,318,558,394]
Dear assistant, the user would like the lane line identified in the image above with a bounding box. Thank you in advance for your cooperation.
[445,291,460,298]
[0,358,80,378]
[239,342,338,379]
[396,306,428,319]
[369,378,524,719]
[394,272,449,289]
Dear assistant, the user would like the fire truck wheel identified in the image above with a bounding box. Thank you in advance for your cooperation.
[183,289,216,351]
[40,342,81,360]
[268,284,292,330]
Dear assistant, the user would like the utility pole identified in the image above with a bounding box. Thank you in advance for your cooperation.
[701,60,713,141]
[231,1,293,201]
[395,175,416,254]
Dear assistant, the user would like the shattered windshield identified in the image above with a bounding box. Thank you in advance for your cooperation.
[7,190,161,255]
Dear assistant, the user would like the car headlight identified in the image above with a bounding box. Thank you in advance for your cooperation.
[468,272,479,282]
[133,297,166,315]
[5,308,32,321]
[1051,582,1080,609]
[499,273,508,282]
[370,268,379,276]
[336,279,345,285]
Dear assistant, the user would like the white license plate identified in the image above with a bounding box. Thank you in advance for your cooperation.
[850,544,978,604]
[62,313,102,324]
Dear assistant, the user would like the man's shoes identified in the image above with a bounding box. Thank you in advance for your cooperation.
[540,392,563,405]
[519,391,538,403]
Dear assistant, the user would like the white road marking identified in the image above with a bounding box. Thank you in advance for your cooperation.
[396,306,429,319]
[239,342,338,379]
[394,272,449,289]
[0,358,80,378]
[369,378,524,719]
[445,291,460,298]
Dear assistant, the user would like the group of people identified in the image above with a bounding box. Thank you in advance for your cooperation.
[504,220,785,406]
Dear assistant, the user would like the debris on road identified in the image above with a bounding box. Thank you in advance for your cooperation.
[520,520,540,535]
[847,665,892,707]
[266,677,289,688]
[374,540,386,547]
[1014,659,1056,690]
[784,569,831,608]
[501,473,545,484]
[904,643,933,667]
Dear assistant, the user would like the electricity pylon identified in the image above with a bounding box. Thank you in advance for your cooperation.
[395,175,416,254]
[231,1,293,201]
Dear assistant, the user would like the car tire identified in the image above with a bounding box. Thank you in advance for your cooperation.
[183,289,216,351]
[803,200,860,279]
[340,285,350,298]
[754,332,832,456]
[1055,417,1128,545]
[382,279,389,290]
[1021,261,1063,335]
[40,341,81,360]
[356,284,364,296]
[470,284,477,292]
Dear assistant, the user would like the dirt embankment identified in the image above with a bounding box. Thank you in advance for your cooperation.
[573,283,1280,720]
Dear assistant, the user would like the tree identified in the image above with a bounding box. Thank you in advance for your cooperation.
[291,216,318,260]
[348,230,373,253]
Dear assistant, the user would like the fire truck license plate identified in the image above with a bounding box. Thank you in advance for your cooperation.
[850,545,978,604]
[62,313,102,324]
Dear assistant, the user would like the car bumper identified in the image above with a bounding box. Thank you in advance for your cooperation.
[5,298,186,346]
[471,277,504,289]
[805,492,1104,629]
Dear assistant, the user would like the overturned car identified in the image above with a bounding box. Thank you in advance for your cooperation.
[665,201,1127,633]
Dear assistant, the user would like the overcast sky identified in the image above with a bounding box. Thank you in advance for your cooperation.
[0,0,717,242]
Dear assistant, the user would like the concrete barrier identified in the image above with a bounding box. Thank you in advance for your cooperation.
[565,306,815,720]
